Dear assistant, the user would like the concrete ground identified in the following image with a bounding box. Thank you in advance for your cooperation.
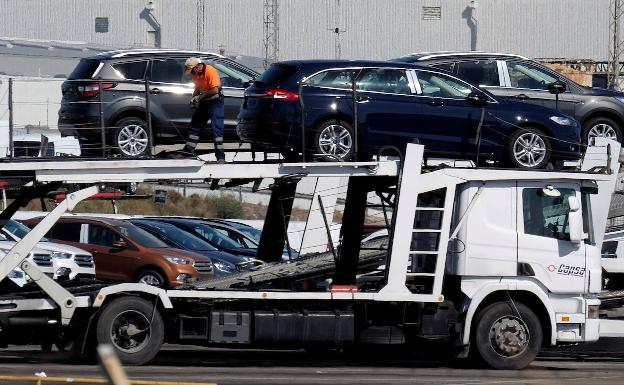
[0,341,622,385]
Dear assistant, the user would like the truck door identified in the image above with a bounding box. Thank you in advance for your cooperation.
[517,183,586,293]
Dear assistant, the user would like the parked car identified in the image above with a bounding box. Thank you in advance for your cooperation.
[391,52,624,146]
[128,218,261,276]
[59,49,259,157]
[209,218,299,259]
[23,216,213,288]
[237,60,581,168]
[145,217,257,258]
[0,232,64,287]
[1,219,95,281]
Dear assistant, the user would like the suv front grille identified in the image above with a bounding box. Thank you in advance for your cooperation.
[33,253,52,267]
[194,261,213,273]
[74,254,94,268]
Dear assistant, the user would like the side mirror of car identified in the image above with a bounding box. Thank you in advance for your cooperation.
[112,240,127,249]
[547,80,567,95]
[466,92,489,106]
[568,196,587,245]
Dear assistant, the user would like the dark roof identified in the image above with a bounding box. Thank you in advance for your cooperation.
[391,51,526,62]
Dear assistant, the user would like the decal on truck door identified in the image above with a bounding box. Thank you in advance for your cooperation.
[547,264,586,277]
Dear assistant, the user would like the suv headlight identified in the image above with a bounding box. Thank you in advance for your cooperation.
[163,256,190,265]
[550,116,577,126]
[50,252,72,259]
[212,261,235,273]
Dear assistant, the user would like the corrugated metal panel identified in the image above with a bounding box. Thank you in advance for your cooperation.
[0,0,613,61]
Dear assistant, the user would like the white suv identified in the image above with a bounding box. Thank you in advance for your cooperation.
[1,220,95,284]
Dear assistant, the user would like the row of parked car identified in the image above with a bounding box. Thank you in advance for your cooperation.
[59,49,624,168]
[4,215,287,289]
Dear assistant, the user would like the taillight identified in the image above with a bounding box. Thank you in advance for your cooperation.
[77,83,116,97]
[264,89,299,101]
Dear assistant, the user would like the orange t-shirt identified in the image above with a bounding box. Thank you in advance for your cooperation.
[191,64,221,91]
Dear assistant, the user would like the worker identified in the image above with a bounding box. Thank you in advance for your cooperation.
[180,57,225,162]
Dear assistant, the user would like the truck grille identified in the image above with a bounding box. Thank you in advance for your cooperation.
[74,254,94,268]
[194,261,213,273]
[32,253,52,267]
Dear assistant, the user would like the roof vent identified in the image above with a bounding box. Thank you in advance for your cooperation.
[95,17,109,33]
[422,6,442,20]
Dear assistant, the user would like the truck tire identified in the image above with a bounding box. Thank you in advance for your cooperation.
[472,301,542,370]
[96,297,164,365]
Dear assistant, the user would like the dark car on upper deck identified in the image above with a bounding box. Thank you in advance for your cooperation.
[237,60,581,168]
[59,49,259,157]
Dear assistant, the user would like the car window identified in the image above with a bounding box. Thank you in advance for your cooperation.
[3,220,48,242]
[255,63,297,86]
[48,222,81,242]
[432,62,455,72]
[308,69,354,89]
[507,61,558,90]
[68,59,100,80]
[116,224,168,248]
[455,60,500,87]
[206,59,255,88]
[416,71,472,98]
[111,61,148,81]
[191,224,240,248]
[140,221,218,251]
[602,240,618,258]
[214,226,258,249]
[88,224,124,247]
[522,188,576,241]
[356,68,412,94]
[151,58,189,84]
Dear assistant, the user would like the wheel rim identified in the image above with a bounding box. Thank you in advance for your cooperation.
[317,124,353,159]
[513,132,546,167]
[588,123,618,144]
[118,124,149,156]
[110,310,151,354]
[139,274,161,286]
[488,315,530,358]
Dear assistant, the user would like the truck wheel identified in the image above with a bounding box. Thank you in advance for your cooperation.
[112,117,151,157]
[473,301,542,370]
[96,297,164,365]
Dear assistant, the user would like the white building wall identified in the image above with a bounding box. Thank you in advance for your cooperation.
[0,0,613,61]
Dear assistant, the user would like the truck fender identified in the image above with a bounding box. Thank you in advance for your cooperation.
[92,283,173,309]
[461,279,557,345]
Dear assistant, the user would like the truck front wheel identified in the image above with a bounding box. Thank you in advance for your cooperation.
[473,301,542,370]
[96,297,164,365]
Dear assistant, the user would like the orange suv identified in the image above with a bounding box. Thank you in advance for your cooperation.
[24,216,213,287]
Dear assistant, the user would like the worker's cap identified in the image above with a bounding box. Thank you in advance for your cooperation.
[184,57,202,74]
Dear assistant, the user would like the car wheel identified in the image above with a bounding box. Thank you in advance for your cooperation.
[583,117,622,145]
[112,117,151,157]
[96,296,164,365]
[473,302,542,370]
[507,128,551,169]
[313,120,355,160]
[136,269,166,287]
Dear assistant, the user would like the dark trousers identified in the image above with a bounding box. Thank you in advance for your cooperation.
[183,99,225,160]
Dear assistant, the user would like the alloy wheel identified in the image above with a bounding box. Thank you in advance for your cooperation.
[317,124,353,159]
[138,274,161,286]
[488,315,530,358]
[588,123,618,144]
[109,310,151,354]
[513,132,546,168]
[118,125,149,156]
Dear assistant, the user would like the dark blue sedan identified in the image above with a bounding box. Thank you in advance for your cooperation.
[237,60,581,168]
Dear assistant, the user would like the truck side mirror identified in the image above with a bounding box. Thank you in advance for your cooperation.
[568,196,586,244]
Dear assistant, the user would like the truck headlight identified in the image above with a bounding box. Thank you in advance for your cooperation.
[163,256,190,265]
[550,116,577,126]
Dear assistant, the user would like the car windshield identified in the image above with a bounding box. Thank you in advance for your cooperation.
[68,59,100,80]
[139,221,218,251]
[3,220,49,241]
[237,226,261,242]
[190,222,242,249]
[116,224,168,248]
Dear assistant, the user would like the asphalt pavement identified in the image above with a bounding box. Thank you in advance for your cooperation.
[0,341,622,385]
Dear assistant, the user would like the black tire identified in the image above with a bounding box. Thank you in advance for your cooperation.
[96,297,164,366]
[582,116,622,145]
[112,117,152,157]
[136,269,167,288]
[507,127,551,169]
[472,301,542,370]
[312,120,355,161]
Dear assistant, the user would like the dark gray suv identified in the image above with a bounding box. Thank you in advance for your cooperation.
[59,49,258,157]
[392,52,624,146]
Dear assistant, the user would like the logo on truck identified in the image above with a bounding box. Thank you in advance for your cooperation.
[547,264,585,276]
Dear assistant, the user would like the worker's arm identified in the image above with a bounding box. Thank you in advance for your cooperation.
[191,86,219,102]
